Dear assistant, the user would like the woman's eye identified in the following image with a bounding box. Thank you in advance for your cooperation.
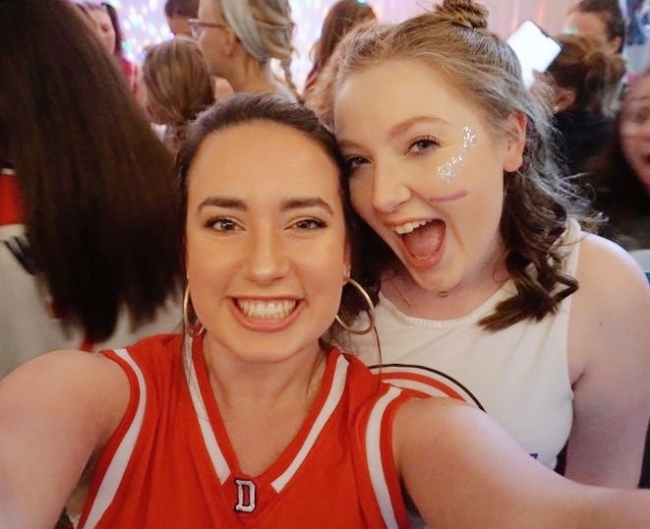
[207,218,239,231]
[345,156,368,172]
[293,218,327,230]
[626,104,650,124]
[409,137,438,153]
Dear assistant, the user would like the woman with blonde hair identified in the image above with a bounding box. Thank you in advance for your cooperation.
[142,36,215,153]
[330,0,650,491]
[191,0,299,100]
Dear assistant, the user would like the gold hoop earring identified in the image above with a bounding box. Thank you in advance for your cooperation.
[335,278,375,335]
[182,285,204,338]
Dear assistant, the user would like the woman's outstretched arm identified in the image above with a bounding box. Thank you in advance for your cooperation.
[395,397,650,529]
[0,351,128,529]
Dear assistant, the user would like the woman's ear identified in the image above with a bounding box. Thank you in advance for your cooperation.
[553,87,577,113]
[222,26,238,57]
[503,111,527,173]
[606,36,623,56]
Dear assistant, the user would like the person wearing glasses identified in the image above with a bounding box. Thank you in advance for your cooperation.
[189,0,299,101]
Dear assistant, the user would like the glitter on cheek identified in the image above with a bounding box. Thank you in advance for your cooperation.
[436,125,477,183]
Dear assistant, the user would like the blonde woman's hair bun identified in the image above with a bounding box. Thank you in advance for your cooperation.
[435,0,489,30]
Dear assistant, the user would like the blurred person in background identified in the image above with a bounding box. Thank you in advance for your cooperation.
[82,2,141,95]
[164,0,199,37]
[142,36,215,154]
[0,0,183,378]
[163,0,233,99]
[303,0,377,99]
[544,33,626,175]
[564,0,627,55]
[624,0,650,73]
[191,0,299,100]
[563,0,640,88]
[587,68,650,250]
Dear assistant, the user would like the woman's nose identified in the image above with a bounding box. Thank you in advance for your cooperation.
[244,228,290,284]
[370,160,412,213]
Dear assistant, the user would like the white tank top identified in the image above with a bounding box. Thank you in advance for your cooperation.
[344,221,581,469]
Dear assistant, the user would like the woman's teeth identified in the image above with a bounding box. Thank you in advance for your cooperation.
[237,299,296,319]
[394,220,431,235]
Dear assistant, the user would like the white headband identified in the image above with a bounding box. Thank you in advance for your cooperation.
[220,0,270,62]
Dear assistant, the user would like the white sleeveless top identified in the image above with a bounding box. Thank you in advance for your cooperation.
[344,221,581,469]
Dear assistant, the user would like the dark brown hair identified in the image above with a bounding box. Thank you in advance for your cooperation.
[568,0,627,53]
[586,69,650,247]
[164,0,199,18]
[546,33,625,116]
[0,0,183,342]
[333,0,600,330]
[81,2,126,59]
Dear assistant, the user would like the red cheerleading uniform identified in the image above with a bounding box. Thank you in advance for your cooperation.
[78,334,416,528]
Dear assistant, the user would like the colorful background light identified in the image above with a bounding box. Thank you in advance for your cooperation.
[107,0,575,89]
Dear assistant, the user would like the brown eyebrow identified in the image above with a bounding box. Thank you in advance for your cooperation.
[197,196,335,215]
[386,116,448,141]
[197,197,245,212]
[628,96,650,105]
[280,198,334,215]
[337,116,448,151]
